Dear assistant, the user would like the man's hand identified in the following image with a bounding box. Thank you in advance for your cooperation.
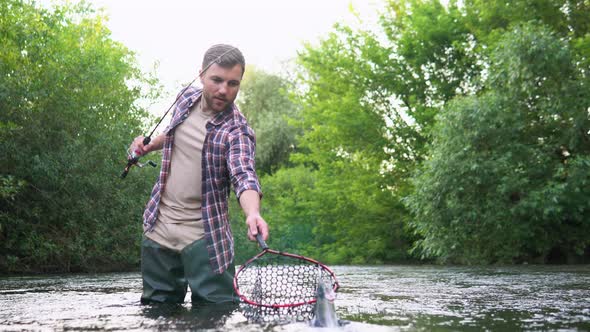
[246,213,268,241]
[130,136,149,157]
[129,134,165,158]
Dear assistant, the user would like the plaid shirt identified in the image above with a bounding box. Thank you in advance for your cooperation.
[143,86,261,274]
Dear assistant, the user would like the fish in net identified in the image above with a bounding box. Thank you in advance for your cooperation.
[233,235,338,324]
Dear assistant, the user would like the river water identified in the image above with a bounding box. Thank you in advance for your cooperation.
[0,265,589,331]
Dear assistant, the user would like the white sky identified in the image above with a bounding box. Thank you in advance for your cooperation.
[39,0,384,115]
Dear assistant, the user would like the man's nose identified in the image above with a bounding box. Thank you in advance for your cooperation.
[218,83,227,95]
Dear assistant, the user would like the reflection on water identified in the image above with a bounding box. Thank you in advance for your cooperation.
[0,265,589,331]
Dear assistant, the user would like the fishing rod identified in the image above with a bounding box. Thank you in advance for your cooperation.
[120,47,237,179]
[120,76,198,179]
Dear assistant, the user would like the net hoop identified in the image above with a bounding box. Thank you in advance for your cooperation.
[233,248,339,310]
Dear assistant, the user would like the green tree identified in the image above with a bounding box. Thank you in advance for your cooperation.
[0,0,159,273]
[256,20,418,263]
[237,66,300,175]
[407,23,590,263]
[274,0,590,265]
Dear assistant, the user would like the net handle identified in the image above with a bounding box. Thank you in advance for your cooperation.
[256,233,269,250]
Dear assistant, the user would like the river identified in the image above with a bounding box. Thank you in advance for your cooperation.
[0,265,589,331]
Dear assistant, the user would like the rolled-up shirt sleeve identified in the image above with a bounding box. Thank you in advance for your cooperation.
[227,124,262,200]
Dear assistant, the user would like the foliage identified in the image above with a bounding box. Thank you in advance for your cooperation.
[236,66,301,175]
[261,0,590,265]
[0,0,159,273]
[252,16,420,264]
[406,23,590,263]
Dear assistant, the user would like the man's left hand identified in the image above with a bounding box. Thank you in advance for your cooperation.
[246,213,268,242]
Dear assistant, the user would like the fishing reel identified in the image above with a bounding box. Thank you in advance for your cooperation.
[120,137,157,179]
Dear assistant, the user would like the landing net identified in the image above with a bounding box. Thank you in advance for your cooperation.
[234,249,338,324]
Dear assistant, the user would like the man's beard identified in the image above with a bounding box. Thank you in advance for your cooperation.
[203,91,230,112]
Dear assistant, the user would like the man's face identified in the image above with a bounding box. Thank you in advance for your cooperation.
[200,63,243,112]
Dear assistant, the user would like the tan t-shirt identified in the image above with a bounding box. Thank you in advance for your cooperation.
[145,99,214,251]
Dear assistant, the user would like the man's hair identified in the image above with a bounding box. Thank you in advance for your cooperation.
[202,44,245,76]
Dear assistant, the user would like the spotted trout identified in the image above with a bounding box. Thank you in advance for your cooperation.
[310,278,340,327]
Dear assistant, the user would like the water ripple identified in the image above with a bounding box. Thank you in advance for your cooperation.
[0,266,589,331]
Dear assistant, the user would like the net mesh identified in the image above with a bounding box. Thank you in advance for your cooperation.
[235,252,337,324]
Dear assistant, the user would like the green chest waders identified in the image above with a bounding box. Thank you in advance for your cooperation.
[141,237,237,304]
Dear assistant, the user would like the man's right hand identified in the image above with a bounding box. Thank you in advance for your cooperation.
[129,133,165,159]
[130,136,149,158]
